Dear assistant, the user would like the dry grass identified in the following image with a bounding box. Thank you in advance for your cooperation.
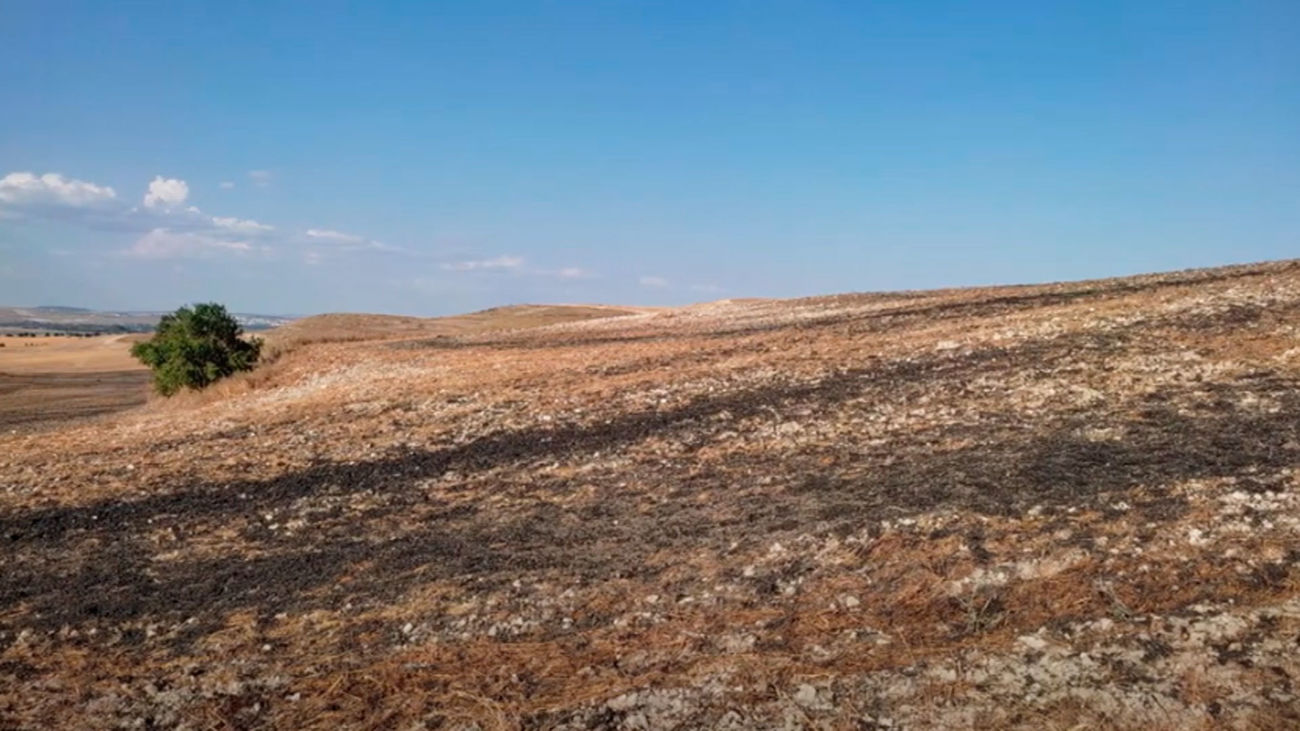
[4,260,1300,728]
[0,333,146,374]
[267,304,644,349]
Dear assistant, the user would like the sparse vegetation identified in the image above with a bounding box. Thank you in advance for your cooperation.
[130,303,262,396]
[5,261,1300,728]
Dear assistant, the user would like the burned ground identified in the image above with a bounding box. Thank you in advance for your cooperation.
[3,260,1300,728]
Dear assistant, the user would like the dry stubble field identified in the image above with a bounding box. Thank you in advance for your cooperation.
[0,334,150,433]
[3,262,1300,728]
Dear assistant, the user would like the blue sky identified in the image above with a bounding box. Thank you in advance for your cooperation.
[1,1,1297,315]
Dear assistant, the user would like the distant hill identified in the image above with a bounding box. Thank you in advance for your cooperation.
[33,306,93,313]
[269,304,641,347]
[0,306,296,334]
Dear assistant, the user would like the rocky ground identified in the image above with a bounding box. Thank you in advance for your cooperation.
[3,260,1300,728]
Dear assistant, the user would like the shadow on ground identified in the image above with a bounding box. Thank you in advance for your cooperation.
[3,327,1298,649]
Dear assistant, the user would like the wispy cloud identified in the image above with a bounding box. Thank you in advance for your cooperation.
[218,181,235,190]
[639,275,669,288]
[212,216,274,233]
[551,266,597,279]
[305,228,366,245]
[248,170,272,188]
[304,227,400,257]
[440,257,597,280]
[441,255,524,272]
[125,228,256,259]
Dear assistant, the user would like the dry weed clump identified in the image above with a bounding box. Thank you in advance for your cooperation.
[3,259,1300,728]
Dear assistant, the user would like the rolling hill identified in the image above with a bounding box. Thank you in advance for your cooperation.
[3,260,1300,728]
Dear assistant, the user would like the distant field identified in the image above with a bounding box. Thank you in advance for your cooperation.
[0,335,150,432]
[0,334,147,373]
[0,305,636,432]
[0,305,293,334]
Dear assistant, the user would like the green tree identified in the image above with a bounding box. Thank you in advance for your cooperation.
[131,303,263,396]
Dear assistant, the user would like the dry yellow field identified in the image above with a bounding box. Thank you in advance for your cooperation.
[0,334,147,373]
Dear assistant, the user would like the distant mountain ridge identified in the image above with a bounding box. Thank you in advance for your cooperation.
[0,306,296,333]
[33,306,94,313]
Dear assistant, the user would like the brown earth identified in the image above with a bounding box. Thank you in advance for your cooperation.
[3,261,1300,728]
[0,335,150,433]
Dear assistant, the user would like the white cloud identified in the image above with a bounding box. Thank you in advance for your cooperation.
[142,176,189,209]
[441,255,525,271]
[691,283,724,294]
[1,169,401,264]
[639,275,670,288]
[212,215,274,233]
[125,228,253,259]
[521,265,599,279]
[434,257,598,281]
[219,181,235,190]
[306,228,366,245]
[248,170,272,187]
[303,227,402,258]
[0,172,117,208]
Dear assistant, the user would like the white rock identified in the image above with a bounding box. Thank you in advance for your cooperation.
[794,683,819,707]
[1018,634,1049,651]
[606,693,638,712]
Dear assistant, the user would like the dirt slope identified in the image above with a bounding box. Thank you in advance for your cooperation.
[3,261,1300,728]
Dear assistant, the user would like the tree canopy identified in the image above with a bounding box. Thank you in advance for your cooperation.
[130,303,262,396]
